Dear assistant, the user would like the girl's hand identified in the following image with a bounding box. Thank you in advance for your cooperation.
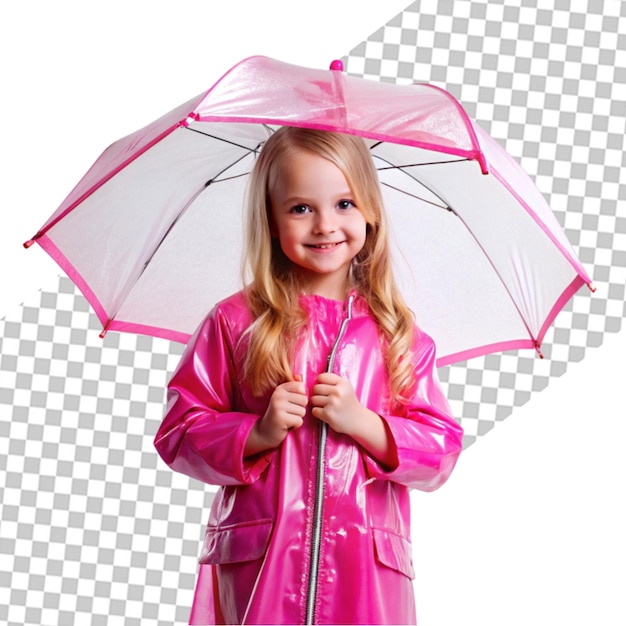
[311,373,363,435]
[244,380,307,456]
[311,373,398,470]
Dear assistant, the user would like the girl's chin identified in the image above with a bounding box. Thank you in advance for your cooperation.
[294,271,352,300]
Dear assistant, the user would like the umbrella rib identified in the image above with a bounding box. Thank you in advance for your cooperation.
[205,171,251,185]
[379,181,450,211]
[101,184,211,331]
[373,154,453,211]
[452,211,540,347]
[107,134,266,327]
[204,148,259,187]
[181,127,272,186]
[377,158,470,169]
[369,141,470,168]
[183,125,272,155]
[106,126,277,327]
[104,128,274,329]
[374,151,538,346]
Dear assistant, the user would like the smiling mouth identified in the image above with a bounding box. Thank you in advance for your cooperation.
[306,242,344,249]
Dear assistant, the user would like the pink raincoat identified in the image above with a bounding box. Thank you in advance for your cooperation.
[154,290,463,625]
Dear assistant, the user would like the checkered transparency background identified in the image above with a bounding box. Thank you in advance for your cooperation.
[1,1,625,624]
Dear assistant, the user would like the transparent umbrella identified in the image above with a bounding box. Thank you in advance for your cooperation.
[25,55,593,365]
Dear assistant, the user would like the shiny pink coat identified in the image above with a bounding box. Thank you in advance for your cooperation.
[154,290,463,625]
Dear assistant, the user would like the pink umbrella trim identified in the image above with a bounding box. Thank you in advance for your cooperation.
[34,234,194,344]
[435,274,587,367]
[24,122,185,245]
[489,167,593,285]
[35,234,110,328]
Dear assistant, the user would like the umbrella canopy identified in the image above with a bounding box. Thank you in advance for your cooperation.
[25,55,592,366]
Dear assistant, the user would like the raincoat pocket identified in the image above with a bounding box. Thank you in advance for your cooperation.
[372,527,415,579]
[199,519,273,565]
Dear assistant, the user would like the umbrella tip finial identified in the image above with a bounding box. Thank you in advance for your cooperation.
[329,59,344,71]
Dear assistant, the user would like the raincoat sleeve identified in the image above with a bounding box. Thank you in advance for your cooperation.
[364,328,463,492]
[154,303,272,486]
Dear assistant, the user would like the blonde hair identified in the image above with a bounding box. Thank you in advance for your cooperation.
[242,126,415,403]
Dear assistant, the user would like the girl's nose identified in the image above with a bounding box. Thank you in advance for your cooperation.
[313,208,337,234]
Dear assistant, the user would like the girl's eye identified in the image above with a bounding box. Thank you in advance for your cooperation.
[337,199,356,210]
[290,205,311,214]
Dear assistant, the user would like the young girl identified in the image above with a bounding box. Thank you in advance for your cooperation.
[154,127,463,625]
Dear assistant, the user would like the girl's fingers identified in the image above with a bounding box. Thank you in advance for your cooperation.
[311,384,333,398]
[278,380,307,400]
[310,394,327,409]
[315,372,341,385]
[287,390,308,407]
[284,380,306,393]
[310,406,326,422]
[286,400,307,416]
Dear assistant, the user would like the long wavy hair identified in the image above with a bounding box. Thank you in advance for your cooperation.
[242,126,416,403]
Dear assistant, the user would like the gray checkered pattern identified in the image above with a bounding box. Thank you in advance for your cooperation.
[1,276,206,625]
[2,1,625,623]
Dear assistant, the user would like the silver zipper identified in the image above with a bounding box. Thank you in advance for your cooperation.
[305,295,354,625]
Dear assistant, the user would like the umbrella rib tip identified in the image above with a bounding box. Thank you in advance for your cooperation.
[329,59,344,71]
[99,319,113,339]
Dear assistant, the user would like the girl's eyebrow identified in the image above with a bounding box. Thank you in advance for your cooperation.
[280,189,354,205]
[281,197,309,205]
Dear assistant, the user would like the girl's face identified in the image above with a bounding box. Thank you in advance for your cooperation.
[269,149,367,300]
